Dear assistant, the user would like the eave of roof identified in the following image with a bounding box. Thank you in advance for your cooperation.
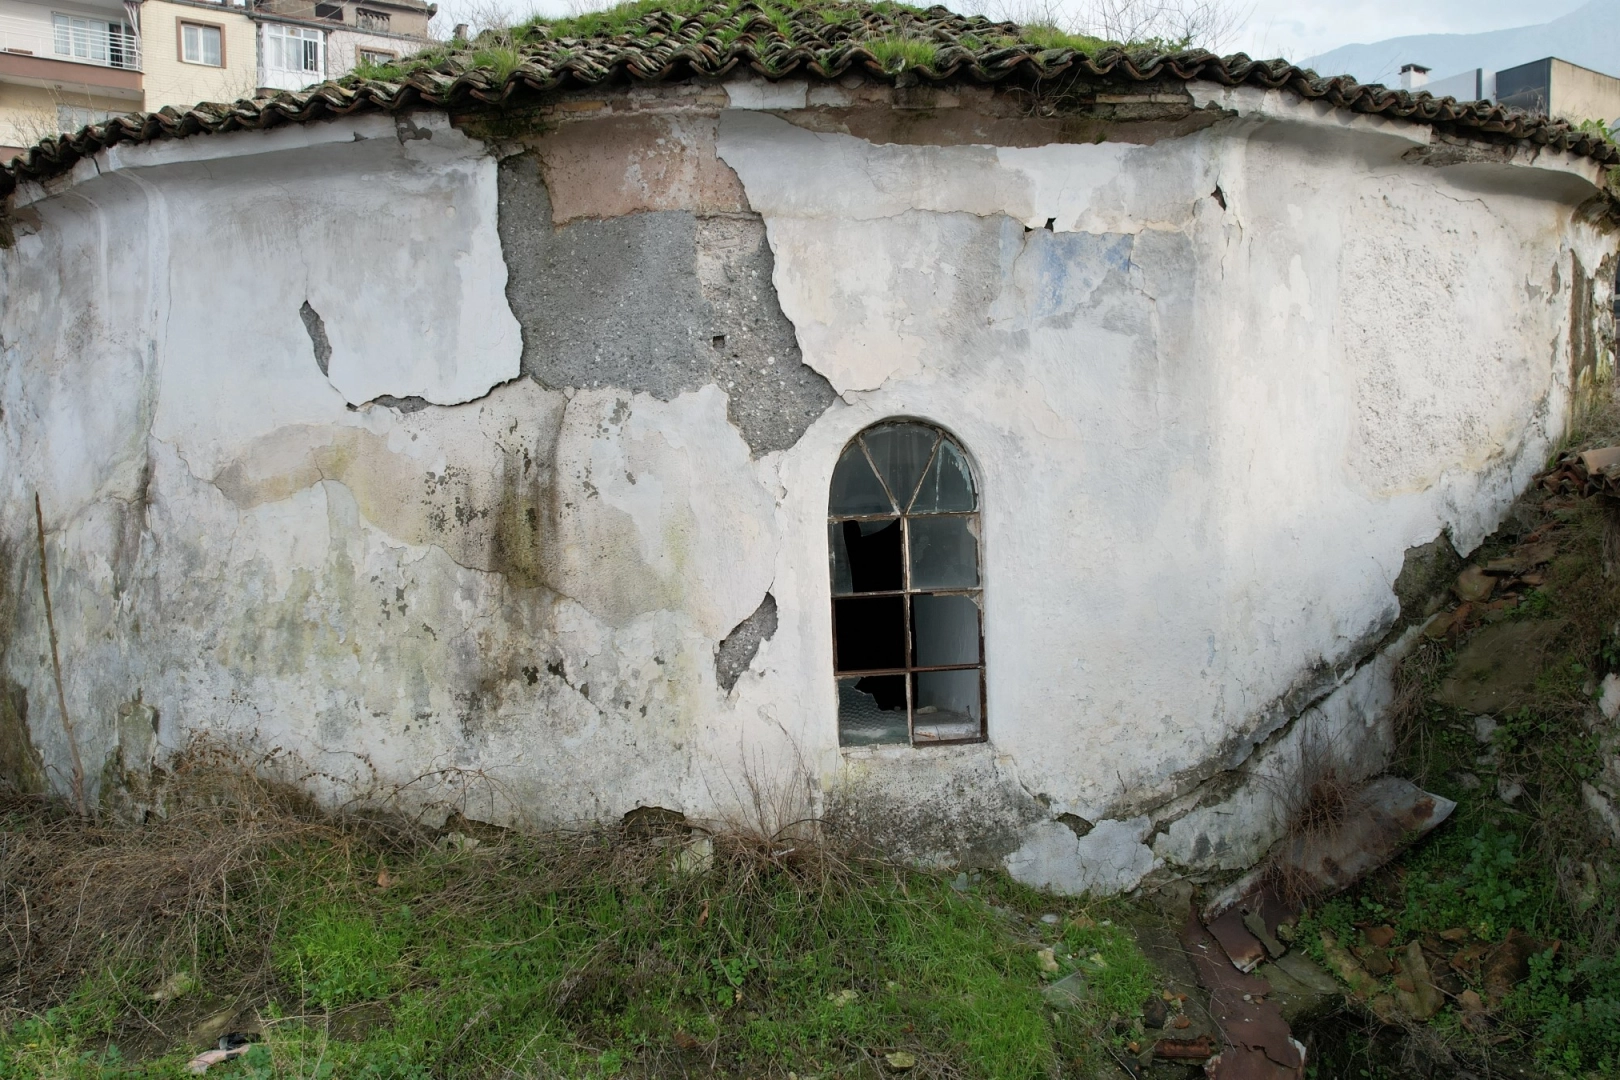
[4,0,1617,197]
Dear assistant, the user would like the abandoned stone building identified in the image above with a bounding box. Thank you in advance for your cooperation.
[0,2,1616,894]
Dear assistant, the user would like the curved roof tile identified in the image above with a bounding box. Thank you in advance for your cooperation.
[4,0,1617,195]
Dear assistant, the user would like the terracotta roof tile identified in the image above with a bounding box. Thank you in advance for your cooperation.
[5,0,1616,195]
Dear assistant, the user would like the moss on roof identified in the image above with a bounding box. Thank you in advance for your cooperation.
[5,0,1618,196]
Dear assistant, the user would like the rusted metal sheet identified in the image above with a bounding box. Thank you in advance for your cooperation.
[1183,913,1304,1079]
[1207,908,1267,974]
[1152,1035,1213,1060]
[1268,776,1454,897]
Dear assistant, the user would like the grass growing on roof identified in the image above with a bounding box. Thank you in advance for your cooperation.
[864,34,939,70]
[0,781,1167,1079]
[1015,23,1110,53]
[467,44,525,84]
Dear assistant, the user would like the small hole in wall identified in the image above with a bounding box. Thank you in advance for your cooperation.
[1211,185,1227,210]
[1044,218,1055,231]
[712,334,726,349]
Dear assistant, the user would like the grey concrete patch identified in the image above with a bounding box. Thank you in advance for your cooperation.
[497,153,835,455]
[715,592,777,692]
[369,395,432,413]
[696,217,838,455]
[299,301,332,377]
[825,749,1045,868]
[1392,532,1462,624]
[499,153,710,399]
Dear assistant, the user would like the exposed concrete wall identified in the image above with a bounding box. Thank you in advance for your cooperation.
[0,81,1614,894]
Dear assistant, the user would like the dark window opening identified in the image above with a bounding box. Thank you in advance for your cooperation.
[828,421,984,747]
[314,3,344,20]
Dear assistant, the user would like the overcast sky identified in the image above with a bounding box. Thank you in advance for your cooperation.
[429,0,1593,64]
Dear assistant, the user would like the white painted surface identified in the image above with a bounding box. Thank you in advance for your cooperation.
[724,77,808,111]
[1,84,1612,895]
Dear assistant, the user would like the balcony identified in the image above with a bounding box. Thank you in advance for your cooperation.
[0,11,142,96]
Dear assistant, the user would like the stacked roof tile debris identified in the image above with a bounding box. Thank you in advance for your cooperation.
[4,0,1619,196]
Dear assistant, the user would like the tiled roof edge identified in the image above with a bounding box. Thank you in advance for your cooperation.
[5,5,1617,195]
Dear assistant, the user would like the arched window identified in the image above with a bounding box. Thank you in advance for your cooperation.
[828,421,984,746]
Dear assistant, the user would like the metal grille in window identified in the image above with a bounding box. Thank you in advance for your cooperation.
[355,8,390,30]
[829,421,984,747]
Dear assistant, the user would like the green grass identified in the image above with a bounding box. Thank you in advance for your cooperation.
[0,808,1165,1079]
[1015,24,1110,53]
[863,35,939,71]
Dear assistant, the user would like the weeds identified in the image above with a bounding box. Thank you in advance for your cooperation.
[0,765,1163,1078]
[1295,384,1620,1077]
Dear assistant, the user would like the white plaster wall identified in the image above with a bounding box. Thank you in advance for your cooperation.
[0,89,1612,894]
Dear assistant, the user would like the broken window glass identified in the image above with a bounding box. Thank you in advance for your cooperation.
[828,421,984,746]
[912,669,982,742]
[830,519,902,594]
[837,676,909,746]
[833,595,906,672]
[911,439,976,513]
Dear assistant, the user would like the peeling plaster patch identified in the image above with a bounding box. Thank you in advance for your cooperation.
[717,109,1206,234]
[496,153,835,453]
[531,113,748,225]
[715,592,776,691]
[1004,816,1157,896]
[299,301,332,377]
[725,78,808,110]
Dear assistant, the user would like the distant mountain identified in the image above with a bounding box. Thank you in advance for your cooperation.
[1301,0,1620,87]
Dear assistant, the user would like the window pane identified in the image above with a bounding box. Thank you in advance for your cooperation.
[832,595,905,672]
[913,669,982,742]
[829,443,892,515]
[911,438,976,513]
[829,519,904,596]
[863,423,936,511]
[838,676,908,746]
[829,523,852,596]
[909,516,979,590]
[202,26,221,65]
[911,593,980,667]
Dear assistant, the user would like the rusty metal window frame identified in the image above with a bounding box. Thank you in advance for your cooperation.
[828,421,985,747]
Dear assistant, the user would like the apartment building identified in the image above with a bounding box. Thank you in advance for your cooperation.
[0,0,431,158]
[255,0,433,87]
[142,0,256,108]
[0,0,143,157]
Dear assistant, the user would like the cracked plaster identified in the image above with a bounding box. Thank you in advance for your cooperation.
[0,87,1614,894]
